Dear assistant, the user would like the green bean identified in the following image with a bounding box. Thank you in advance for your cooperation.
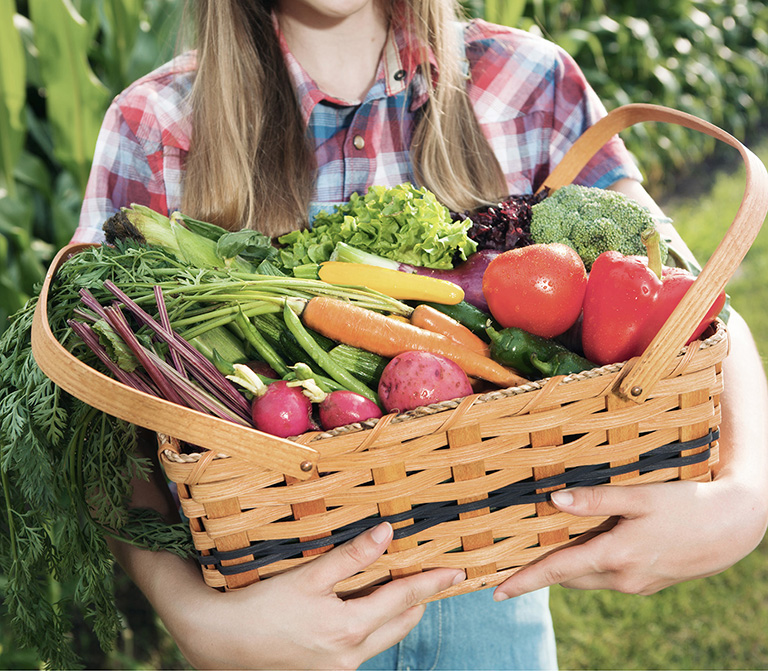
[234,309,289,377]
[282,303,379,405]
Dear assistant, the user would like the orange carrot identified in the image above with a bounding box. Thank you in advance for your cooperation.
[300,297,528,388]
[410,304,491,358]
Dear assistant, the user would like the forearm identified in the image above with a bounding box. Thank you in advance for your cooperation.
[713,311,768,514]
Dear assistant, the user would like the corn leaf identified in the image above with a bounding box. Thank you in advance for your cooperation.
[101,0,143,90]
[484,0,527,27]
[28,0,109,194]
[0,0,26,198]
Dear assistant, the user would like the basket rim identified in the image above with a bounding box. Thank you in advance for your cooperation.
[160,320,727,465]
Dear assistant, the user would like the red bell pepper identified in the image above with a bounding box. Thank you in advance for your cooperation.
[581,230,726,366]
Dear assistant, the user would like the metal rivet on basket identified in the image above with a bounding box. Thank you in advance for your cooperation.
[300,460,314,472]
[630,386,643,397]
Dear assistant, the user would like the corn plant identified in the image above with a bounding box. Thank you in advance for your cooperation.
[0,0,183,336]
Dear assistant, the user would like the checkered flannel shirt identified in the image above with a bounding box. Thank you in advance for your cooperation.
[72,18,641,244]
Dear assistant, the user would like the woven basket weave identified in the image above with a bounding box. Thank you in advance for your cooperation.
[31,104,768,601]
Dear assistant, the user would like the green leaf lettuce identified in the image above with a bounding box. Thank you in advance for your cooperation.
[277,183,477,270]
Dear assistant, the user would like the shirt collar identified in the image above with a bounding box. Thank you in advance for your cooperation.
[275,12,435,126]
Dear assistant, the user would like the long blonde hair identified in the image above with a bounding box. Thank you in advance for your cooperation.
[182,0,507,236]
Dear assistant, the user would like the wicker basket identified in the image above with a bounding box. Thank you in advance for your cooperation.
[31,104,768,601]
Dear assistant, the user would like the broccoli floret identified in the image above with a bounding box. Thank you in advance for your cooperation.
[529,184,667,269]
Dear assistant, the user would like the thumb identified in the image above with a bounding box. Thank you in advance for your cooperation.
[550,485,647,519]
[299,522,393,592]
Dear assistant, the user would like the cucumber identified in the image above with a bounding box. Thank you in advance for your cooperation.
[328,344,389,387]
[279,329,327,376]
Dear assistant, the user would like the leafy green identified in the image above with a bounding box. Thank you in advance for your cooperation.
[0,233,420,667]
[277,183,477,270]
[217,229,279,265]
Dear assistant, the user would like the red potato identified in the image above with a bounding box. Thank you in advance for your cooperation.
[318,390,383,430]
[251,381,313,438]
[378,351,473,413]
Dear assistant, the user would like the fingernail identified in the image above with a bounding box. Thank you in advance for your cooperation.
[370,522,392,544]
[551,489,574,507]
[493,590,510,602]
[451,571,466,586]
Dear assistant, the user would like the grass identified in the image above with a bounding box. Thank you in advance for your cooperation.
[550,136,768,671]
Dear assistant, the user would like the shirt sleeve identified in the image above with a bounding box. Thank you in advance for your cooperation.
[72,58,193,245]
[72,101,166,244]
[547,45,642,189]
[464,21,643,194]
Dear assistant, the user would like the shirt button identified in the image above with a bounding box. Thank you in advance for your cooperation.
[353,135,365,150]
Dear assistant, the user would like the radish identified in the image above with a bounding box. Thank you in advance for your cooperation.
[251,381,313,438]
[318,390,383,430]
[378,351,473,413]
[246,360,279,379]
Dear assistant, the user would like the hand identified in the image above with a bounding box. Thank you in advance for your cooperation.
[493,477,768,601]
[152,522,465,670]
[494,307,768,602]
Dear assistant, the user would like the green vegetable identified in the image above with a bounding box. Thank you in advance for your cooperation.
[0,230,413,667]
[278,329,327,377]
[190,325,250,365]
[420,300,496,338]
[277,183,477,270]
[0,255,194,670]
[282,302,380,405]
[327,343,389,387]
[103,204,256,272]
[235,310,289,378]
[329,241,402,269]
[529,184,668,269]
[486,324,596,379]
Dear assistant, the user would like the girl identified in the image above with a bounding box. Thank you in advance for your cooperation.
[73,1,768,668]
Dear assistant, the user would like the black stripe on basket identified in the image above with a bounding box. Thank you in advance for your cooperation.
[198,429,717,575]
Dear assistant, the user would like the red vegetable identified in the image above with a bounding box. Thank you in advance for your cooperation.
[581,231,726,365]
[482,243,587,338]
[318,390,382,430]
[251,381,314,438]
[378,351,473,413]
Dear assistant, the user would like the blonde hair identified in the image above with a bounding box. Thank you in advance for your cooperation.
[182,0,507,236]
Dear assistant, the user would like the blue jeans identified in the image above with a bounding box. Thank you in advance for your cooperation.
[359,587,558,671]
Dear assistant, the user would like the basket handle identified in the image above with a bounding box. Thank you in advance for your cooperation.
[538,103,768,403]
[31,243,319,480]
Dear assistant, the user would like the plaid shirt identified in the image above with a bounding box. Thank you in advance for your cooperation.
[73,18,641,244]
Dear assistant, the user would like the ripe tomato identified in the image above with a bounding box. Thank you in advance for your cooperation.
[482,243,587,338]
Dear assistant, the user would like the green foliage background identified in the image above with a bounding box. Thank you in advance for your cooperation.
[1,0,767,668]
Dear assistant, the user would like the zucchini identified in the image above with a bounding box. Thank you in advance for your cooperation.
[250,312,285,349]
